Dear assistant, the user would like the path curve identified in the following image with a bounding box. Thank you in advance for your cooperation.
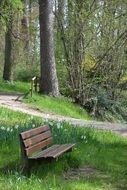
[0,95,127,137]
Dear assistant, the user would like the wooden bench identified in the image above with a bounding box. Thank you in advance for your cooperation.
[19,125,75,173]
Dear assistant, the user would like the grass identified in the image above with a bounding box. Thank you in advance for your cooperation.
[24,94,91,120]
[0,80,30,93]
[0,106,42,126]
[0,107,127,189]
[0,80,91,120]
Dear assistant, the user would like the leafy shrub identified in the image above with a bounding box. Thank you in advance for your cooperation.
[14,64,39,82]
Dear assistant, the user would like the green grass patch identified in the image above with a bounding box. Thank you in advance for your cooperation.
[0,107,127,189]
[0,106,42,126]
[0,80,29,93]
[0,80,90,119]
[24,94,91,120]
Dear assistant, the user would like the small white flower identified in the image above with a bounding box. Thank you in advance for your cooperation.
[38,179,42,183]
[56,123,62,129]
[45,118,48,123]
[7,128,10,132]
[31,116,34,119]
[15,125,19,129]
[10,129,13,132]
[32,124,35,128]
[17,177,21,181]
[81,135,86,140]
[1,126,5,130]
[81,135,84,139]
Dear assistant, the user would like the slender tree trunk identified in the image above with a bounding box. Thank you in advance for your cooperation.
[21,0,30,55]
[39,0,59,97]
[3,20,13,81]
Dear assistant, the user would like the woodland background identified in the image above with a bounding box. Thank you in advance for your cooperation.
[0,0,127,121]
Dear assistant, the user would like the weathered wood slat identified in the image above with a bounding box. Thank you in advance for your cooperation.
[43,144,75,158]
[26,137,53,156]
[29,145,60,159]
[24,130,52,148]
[21,125,49,140]
[30,144,75,159]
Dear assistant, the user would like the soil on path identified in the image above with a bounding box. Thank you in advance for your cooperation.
[0,94,127,137]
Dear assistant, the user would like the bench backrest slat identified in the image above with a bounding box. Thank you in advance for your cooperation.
[26,137,53,156]
[20,125,53,157]
[24,130,52,148]
[21,125,49,140]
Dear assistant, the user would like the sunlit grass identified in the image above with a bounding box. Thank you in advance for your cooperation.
[0,80,29,93]
[24,94,91,120]
[0,107,127,189]
[0,106,42,126]
[0,80,90,120]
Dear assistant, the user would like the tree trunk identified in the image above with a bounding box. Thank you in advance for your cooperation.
[3,20,13,81]
[39,0,59,97]
[21,0,30,54]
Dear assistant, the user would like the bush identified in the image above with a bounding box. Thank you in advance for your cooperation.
[14,64,40,82]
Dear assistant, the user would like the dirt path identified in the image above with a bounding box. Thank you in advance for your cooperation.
[0,94,127,137]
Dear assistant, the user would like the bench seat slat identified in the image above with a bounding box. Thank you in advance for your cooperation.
[29,144,75,159]
[21,125,49,140]
[43,144,75,158]
[24,130,52,148]
[26,137,53,156]
[29,145,60,159]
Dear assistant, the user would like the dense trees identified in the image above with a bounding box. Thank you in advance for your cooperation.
[0,0,127,119]
[55,0,127,118]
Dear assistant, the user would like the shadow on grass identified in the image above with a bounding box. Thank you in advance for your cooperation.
[0,159,21,174]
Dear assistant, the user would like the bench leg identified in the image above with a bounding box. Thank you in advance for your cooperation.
[22,159,31,176]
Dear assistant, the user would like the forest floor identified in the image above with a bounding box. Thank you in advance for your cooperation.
[0,94,127,137]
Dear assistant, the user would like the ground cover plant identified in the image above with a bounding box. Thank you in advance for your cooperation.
[0,107,127,189]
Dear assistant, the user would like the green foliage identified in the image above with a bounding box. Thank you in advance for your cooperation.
[55,0,127,122]
[14,64,40,82]
[82,54,97,72]
[11,0,23,9]
[0,0,23,27]
[119,75,127,90]
[84,86,127,122]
